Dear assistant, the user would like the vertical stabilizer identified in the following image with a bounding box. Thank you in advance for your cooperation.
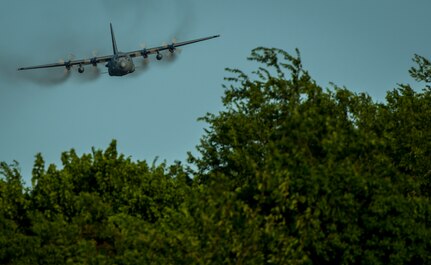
[110,23,118,55]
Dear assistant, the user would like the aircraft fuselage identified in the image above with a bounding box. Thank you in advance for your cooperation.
[106,53,135,76]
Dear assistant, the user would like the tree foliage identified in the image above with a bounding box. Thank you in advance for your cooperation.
[1,48,430,264]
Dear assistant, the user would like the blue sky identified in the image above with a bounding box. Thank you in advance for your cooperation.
[1,0,430,184]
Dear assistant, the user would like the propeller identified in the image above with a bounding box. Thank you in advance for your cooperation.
[167,38,182,57]
[139,42,149,59]
[171,37,183,53]
[58,53,75,64]
[58,53,75,73]
[90,50,99,67]
[163,41,173,54]
[137,43,150,65]
[86,50,100,76]
[171,38,182,53]
[161,38,182,62]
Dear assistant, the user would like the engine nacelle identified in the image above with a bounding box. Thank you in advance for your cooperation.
[78,65,85,73]
[65,61,72,71]
[156,53,163,60]
[141,49,148,58]
[168,44,175,53]
[90,57,98,67]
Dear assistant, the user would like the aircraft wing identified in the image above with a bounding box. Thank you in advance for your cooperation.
[17,34,220,71]
[126,35,220,58]
[17,54,113,71]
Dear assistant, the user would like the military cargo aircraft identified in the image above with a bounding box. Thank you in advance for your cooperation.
[17,23,220,76]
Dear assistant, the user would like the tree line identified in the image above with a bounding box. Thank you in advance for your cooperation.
[1,48,430,264]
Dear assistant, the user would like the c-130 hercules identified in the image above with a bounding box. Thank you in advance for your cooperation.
[18,23,220,76]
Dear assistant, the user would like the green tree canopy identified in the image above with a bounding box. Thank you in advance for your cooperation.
[185,47,430,264]
[0,48,430,264]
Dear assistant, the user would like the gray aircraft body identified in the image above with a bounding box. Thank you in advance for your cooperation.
[18,23,220,76]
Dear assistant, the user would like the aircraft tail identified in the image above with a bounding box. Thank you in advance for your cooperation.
[110,23,118,55]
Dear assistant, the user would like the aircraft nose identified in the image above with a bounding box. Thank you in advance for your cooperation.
[120,61,126,68]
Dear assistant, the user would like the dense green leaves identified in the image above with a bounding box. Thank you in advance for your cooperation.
[1,48,430,264]
[188,47,430,264]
